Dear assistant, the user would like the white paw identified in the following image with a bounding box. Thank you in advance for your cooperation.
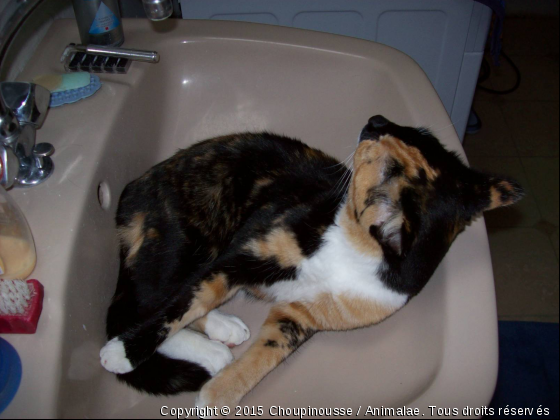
[204,310,250,347]
[197,339,234,376]
[158,329,233,376]
[100,338,134,374]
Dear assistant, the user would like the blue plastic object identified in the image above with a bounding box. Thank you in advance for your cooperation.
[0,338,22,414]
[49,74,102,108]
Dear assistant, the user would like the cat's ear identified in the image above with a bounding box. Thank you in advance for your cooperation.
[465,174,525,215]
[486,177,525,210]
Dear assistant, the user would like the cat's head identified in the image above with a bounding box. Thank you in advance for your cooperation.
[342,115,524,295]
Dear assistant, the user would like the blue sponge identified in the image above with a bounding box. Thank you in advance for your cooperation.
[49,74,102,108]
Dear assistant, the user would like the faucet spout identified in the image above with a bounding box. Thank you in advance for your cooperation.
[142,0,173,21]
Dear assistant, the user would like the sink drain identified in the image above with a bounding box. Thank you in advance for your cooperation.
[97,182,111,210]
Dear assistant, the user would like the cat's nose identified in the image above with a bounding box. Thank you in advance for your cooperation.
[368,115,390,128]
[360,115,392,143]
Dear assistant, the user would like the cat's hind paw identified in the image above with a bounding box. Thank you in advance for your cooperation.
[198,340,234,376]
[100,338,134,374]
[158,329,234,376]
[203,310,250,348]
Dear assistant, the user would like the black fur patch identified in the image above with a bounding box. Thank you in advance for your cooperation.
[117,353,211,395]
[277,318,313,349]
[364,188,390,208]
[384,158,405,180]
[264,340,279,348]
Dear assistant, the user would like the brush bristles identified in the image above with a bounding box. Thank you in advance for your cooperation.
[0,279,32,315]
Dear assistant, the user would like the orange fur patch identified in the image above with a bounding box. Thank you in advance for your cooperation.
[300,293,399,330]
[146,228,160,240]
[245,228,304,268]
[251,178,274,197]
[354,137,437,181]
[339,205,383,258]
[164,273,239,335]
[190,314,208,333]
[378,136,438,180]
[117,213,146,267]
[489,180,517,210]
[255,177,273,188]
[265,303,318,330]
[490,186,502,210]
[247,287,273,301]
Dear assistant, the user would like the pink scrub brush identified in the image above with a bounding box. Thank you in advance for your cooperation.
[0,279,44,334]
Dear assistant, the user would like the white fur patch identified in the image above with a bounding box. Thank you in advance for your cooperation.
[203,310,250,347]
[261,210,408,309]
[158,329,233,376]
[100,338,134,374]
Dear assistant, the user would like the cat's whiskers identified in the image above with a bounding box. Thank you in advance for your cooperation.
[324,161,347,170]
[330,173,349,199]
[334,167,353,198]
[325,168,352,214]
[329,152,354,198]
[324,151,354,176]
[342,151,355,168]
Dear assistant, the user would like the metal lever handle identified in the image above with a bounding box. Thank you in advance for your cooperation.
[61,43,160,64]
[33,143,54,169]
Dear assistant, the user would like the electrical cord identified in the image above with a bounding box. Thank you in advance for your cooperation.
[477,50,521,95]
[468,52,521,135]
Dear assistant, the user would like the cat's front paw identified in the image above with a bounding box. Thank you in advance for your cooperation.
[204,310,250,348]
[196,377,240,418]
[197,340,234,376]
[100,337,134,374]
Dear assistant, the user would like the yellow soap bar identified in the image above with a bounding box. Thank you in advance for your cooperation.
[33,72,91,93]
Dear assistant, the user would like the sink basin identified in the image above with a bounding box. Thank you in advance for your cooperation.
[3,19,498,418]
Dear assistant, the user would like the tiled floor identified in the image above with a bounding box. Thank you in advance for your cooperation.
[464,17,559,323]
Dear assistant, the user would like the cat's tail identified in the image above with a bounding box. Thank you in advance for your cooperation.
[116,352,211,395]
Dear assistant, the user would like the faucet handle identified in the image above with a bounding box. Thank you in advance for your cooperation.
[14,142,54,188]
[33,143,55,169]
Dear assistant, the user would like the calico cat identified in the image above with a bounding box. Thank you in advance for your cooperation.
[100,115,523,408]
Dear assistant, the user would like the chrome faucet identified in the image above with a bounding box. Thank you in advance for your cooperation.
[0,0,172,188]
[0,0,57,189]
[1,82,54,188]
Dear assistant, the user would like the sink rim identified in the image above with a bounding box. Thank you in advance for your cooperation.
[3,19,498,418]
